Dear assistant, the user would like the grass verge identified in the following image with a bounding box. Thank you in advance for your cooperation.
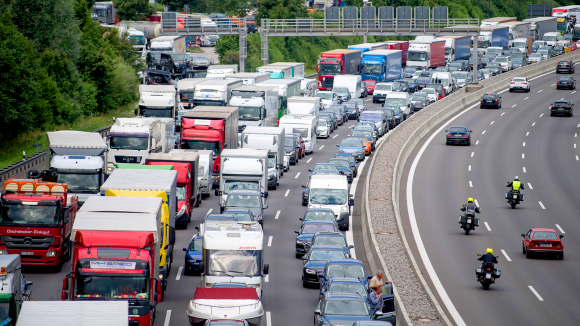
[305,69,317,77]
[0,102,135,170]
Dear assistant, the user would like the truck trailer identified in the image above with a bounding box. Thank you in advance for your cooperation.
[317,49,362,90]
[268,62,305,79]
[407,40,446,69]
[255,79,302,120]
[226,72,271,85]
[241,127,285,190]
[436,36,471,63]
[385,41,410,65]
[348,42,390,57]
[523,17,558,40]
[480,17,517,27]
[206,65,239,79]
[229,85,280,130]
[478,25,510,49]
[360,50,403,83]
[193,79,243,107]
[500,21,532,47]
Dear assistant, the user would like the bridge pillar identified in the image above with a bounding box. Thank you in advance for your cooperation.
[239,18,247,72]
[261,21,269,66]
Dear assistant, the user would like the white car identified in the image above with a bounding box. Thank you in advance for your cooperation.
[422,88,438,103]
[493,56,512,72]
[315,91,338,108]
[509,77,530,93]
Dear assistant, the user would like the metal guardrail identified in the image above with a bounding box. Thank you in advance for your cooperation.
[161,18,247,35]
[0,125,112,183]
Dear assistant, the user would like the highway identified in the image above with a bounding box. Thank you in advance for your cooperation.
[24,95,388,326]
[401,68,580,326]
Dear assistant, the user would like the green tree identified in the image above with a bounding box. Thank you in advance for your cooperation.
[255,0,307,25]
[113,0,153,21]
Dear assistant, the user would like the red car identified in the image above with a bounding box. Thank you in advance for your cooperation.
[364,80,376,95]
[287,133,306,158]
[522,228,564,259]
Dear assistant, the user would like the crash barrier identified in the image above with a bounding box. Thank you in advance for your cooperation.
[0,125,111,184]
[362,50,580,326]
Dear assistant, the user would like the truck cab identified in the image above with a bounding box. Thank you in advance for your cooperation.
[137,85,177,120]
[229,85,280,130]
[0,255,32,325]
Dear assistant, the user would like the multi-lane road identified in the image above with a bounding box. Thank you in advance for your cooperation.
[401,68,580,325]
[25,95,389,326]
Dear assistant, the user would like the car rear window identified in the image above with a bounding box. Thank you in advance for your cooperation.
[560,77,573,81]
[512,78,525,82]
[532,232,558,240]
[482,94,497,100]
[449,127,467,133]
[558,61,570,66]
[553,101,570,107]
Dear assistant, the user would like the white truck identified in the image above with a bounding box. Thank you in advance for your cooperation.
[307,174,353,231]
[170,148,214,198]
[226,72,271,85]
[229,85,279,130]
[256,65,293,79]
[206,65,239,79]
[218,148,269,212]
[0,255,31,326]
[278,115,318,154]
[193,79,243,107]
[287,96,321,117]
[241,127,285,190]
[268,62,305,79]
[150,35,187,53]
[201,221,268,297]
[46,131,108,206]
[256,78,302,118]
[137,85,177,119]
[177,78,208,110]
[16,301,128,326]
[332,75,365,99]
[107,117,174,173]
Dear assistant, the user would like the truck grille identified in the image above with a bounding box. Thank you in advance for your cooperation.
[2,236,54,249]
[321,77,334,89]
[114,156,141,164]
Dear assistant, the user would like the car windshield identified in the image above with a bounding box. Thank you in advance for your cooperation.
[451,72,468,79]
[316,92,332,100]
[189,238,203,251]
[228,212,252,221]
[304,211,335,222]
[340,139,362,147]
[336,155,355,164]
[285,138,295,147]
[109,136,148,150]
[351,99,363,105]
[302,223,335,234]
[512,78,525,82]
[1,202,59,227]
[512,42,526,48]
[226,194,261,207]
[314,236,347,247]
[374,84,392,91]
[324,299,369,316]
[423,88,435,95]
[352,131,370,139]
[449,127,467,133]
[206,249,261,277]
[310,188,347,205]
[532,231,559,240]
[330,160,350,168]
[559,61,570,66]
[56,172,100,192]
[327,263,365,279]
[530,54,542,58]
[318,119,328,126]
[223,181,260,194]
[416,77,431,83]
[310,250,345,261]
[74,275,149,299]
[333,87,348,93]
[384,98,406,107]
[482,94,497,100]
[411,95,426,101]
[364,81,376,86]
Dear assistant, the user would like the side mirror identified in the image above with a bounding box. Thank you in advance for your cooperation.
[263,264,269,275]
[195,226,200,230]
[470,130,473,133]
[302,255,308,261]
[183,247,187,251]
[348,245,354,249]
[299,218,303,221]
[308,169,313,172]
[374,310,384,317]
[61,276,70,300]
[26,281,33,286]
[295,230,300,234]
[521,233,525,237]
[560,235,564,238]
[335,144,340,147]
[198,262,204,273]
[314,309,321,315]
[317,271,324,278]
[477,253,481,257]
[349,198,354,206]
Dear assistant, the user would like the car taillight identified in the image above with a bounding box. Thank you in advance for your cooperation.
[495,99,498,102]
[463,134,469,138]
[447,134,453,137]
[510,82,515,84]
[521,82,527,85]
[558,82,561,84]
[481,99,483,102]
[569,82,573,84]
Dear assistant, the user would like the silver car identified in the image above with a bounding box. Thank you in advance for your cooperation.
[332,87,351,103]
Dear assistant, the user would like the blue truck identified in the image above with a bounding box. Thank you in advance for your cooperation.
[437,36,471,63]
[360,50,403,83]
[348,42,389,57]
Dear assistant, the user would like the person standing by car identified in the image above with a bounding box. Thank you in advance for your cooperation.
[367,286,383,311]
[369,270,390,290]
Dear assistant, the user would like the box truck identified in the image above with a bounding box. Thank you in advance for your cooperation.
[18,301,128,326]
[500,21,532,47]
[268,62,305,79]
[256,65,293,79]
[226,72,271,85]
[206,65,239,79]
[360,50,403,83]
[137,85,177,119]
[523,17,558,40]
[193,79,243,107]
[229,85,280,130]
[317,49,362,90]
[478,25,510,49]
[278,115,318,154]
[348,42,390,56]
[150,35,186,53]
[286,96,321,118]
[407,40,446,69]
[385,41,410,64]
[177,78,208,110]
[256,79,302,120]
[480,17,517,27]
[241,127,285,190]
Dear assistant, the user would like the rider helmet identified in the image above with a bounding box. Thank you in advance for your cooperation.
[514,176,519,181]
[467,198,474,203]
[486,248,493,254]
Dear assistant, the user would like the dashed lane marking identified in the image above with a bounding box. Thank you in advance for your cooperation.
[468,165,471,171]
[176,266,183,281]
[266,311,272,326]
[523,142,526,147]
[490,121,495,125]
[295,172,301,179]
[482,130,486,134]
[538,90,543,93]
[284,189,290,197]
[528,183,533,189]
[307,158,312,163]
[471,152,474,157]
[275,210,281,219]
[526,132,529,136]
[319,145,325,150]
[523,167,527,173]
[268,236,273,247]
[522,153,525,159]
[206,208,213,216]
[469,181,473,188]
[476,141,479,145]
[524,97,529,100]
[512,104,517,108]
[164,310,172,326]
[539,201,546,209]
[555,224,565,234]
[484,222,491,231]
[501,112,505,116]
[528,286,544,301]
[501,250,512,262]
[532,122,536,126]
[539,113,544,117]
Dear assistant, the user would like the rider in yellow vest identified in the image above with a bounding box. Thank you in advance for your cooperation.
[507,176,524,199]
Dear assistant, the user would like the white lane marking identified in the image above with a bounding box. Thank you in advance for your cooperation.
[523,167,527,173]
[532,122,536,126]
[176,266,183,281]
[275,210,281,219]
[501,250,512,262]
[471,152,474,157]
[526,132,529,136]
[468,165,471,171]
[539,113,544,117]
[523,142,526,147]
[265,274,269,282]
[560,98,565,101]
[575,144,577,149]
[474,199,479,207]
[522,153,525,159]
[307,158,312,163]
[490,121,495,125]
[577,124,580,128]
[268,236,273,247]
[469,181,473,188]
[284,189,290,197]
[332,134,338,139]
[206,208,213,216]
[482,130,486,134]
[524,97,529,100]
[576,133,578,138]
[501,112,505,116]
[539,201,546,209]
[538,90,543,93]
[266,311,272,326]
[576,155,579,161]
[528,286,544,301]
[528,183,533,189]
[484,222,491,231]
[572,91,577,94]
[295,172,301,179]
[512,104,517,108]
[551,83,556,86]
[408,102,477,326]
[319,145,325,150]
[365,99,372,102]
[555,224,565,234]
[476,141,479,145]
[164,310,172,326]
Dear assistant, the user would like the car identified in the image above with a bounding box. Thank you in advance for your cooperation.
[317,117,331,138]
[359,111,387,137]
[309,163,339,176]
[300,208,337,225]
[550,100,574,117]
[203,214,237,223]
[319,277,368,302]
[537,49,550,60]
[317,90,339,108]
[403,66,418,78]
[190,56,211,69]
[319,259,371,290]
[510,53,527,69]
[411,93,428,111]
[556,76,576,89]
[284,135,300,165]
[364,80,376,95]
[245,15,258,33]
[376,108,396,130]
[209,12,229,25]
[451,71,469,88]
[346,100,362,120]
[509,77,530,93]
[332,87,351,103]
[287,133,306,158]
[356,122,379,140]
[223,208,257,224]
[348,134,372,156]
[445,126,471,146]
[420,88,437,104]
[328,158,354,182]
[556,60,575,73]
[352,129,375,151]
[552,44,565,56]
[351,99,366,112]
[311,232,354,258]
[392,80,409,93]
[327,108,345,125]
[372,83,393,103]
[414,76,431,91]
[468,56,485,70]
[314,292,386,326]
[528,53,543,64]
[449,61,467,71]
[448,67,459,72]
[302,245,348,287]
[479,69,492,79]
[435,66,450,72]
[480,93,502,109]
[403,77,417,92]
[295,221,339,258]
[425,83,445,100]
[335,153,358,177]
[522,228,564,259]
[385,106,403,125]
[336,138,365,161]
[223,190,267,224]
[320,112,338,131]
[183,234,203,275]
[160,52,189,74]
[485,62,502,75]
[330,104,349,123]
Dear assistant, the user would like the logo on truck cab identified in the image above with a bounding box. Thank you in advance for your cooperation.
[239,246,257,250]
[194,120,211,126]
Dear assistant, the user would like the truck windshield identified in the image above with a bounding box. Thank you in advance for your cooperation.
[360,64,382,74]
[56,172,100,192]
[238,107,262,121]
[182,141,220,156]
[139,107,173,118]
[319,64,341,74]
[310,188,347,205]
[129,35,146,45]
[226,194,261,207]
[176,186,187,201]
[0,301,11,325]
[407,52,428,61]
[224,181,260,193]
[109,136,148,150]
[477,41,489,48]
[75,275,149,299]
[512,42,526,48]
[206,249,262,277]
[1,203,59,227]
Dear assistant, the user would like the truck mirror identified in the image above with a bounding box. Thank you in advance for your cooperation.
[134,108,139,115]
[262,108,267,118]
[224,143,228,148]
[64,218,69,224]
[263,264,269,275]
[183,247,187,251]
[61,277,69,300]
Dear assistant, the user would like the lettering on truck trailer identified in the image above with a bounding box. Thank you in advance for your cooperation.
[90,261,137,269]
[195,120,212,126]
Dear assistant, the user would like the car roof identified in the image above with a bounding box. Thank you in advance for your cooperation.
[223,208,252,213]
[329,158,350,163]
[312,169,340,175]
[327,258,362,265]
[314,231,346,237]
[328,277,365,284]
[304,220,337,225]
[227,190,261,195]
[325,292,365,300]
[309,245,347,251]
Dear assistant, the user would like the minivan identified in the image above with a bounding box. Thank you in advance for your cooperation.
[385,93,412,120]
[307,175,353,231]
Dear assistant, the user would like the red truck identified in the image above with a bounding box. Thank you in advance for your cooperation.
[146,152,201,229]
[385,41,410,65]
[317,49,362,90]
[180,106,239,189]
[0,179,77,271]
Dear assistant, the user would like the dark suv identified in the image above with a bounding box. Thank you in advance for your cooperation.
[557,60,575,74]
[160,52,189,74]
[146,51,163,70]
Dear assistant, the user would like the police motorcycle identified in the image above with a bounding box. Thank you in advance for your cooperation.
[476,254,501,290]
[506,183,524,209]
[459,205,479,235]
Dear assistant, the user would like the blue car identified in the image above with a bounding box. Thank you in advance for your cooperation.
[336,138,365,161]
[300,208,336,225]
[314,292,385,326]
[319,259,372,290]
[295,221,339,258]
[302,245,348,287]
[308,163,339,177]
[183,234,203,275]
[335,153,358,177]
[311,232,354,258]
[328,158,353,183]
[319,277,368,302]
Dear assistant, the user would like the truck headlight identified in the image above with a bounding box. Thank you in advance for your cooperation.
[341,206,348,212]
[0,249,7,255]
[254,215,262,220]
[46,250,56,257]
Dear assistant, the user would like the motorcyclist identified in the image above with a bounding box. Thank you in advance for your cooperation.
[507,176,524,198]
[460,198,480,214]
[478,248,498,268]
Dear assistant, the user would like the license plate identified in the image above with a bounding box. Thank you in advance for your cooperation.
[540,243,552,247]
[513,195,518,199]
[486,273,491,279]
[467,218,471,224]
[20,252,33,256]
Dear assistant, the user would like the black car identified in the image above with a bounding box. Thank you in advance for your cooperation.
[445,126,472,146]
[146,51,163,70]
[335,153,358,177]
[160,52,189,74]
[295,221,339,258]
[556,76,576,90]
[284,135,300,165]
[343,102,359,120]
[550,100,574,117]
[469,56,485,70]
[480,93,502,109]
[301,245,347,287]
[557,60,575,74]
[553,45,565,56]
[449,61,467,71]
[393,80,409,93]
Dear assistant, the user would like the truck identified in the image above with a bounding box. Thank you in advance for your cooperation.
[317,49,362,90]
[180,107,239,189]
[477,25,510,49]
[137,85,177,119]
[256,65,293,79]
[523,17,558,40]
[62,203,162,326]
[385,41,410,65]
[226,72,271,85]
[268,62,305,79]
[177,78,208,110]
[200,221,268,297]
[360,50,403,83]
[93,1,116,25]
[150,35,186,53]
[118,27,147,53]
[500,21,532,47]
[278,115,318,154]
[348,42,389,57]
[229,85,280,130]
[119,21,161,41]
[301,79,318,97]
[255,79,302,120]
[45,131,107,206]
[206,65,239,79]
[106,117,174,173]
[193,79,243,107]
[0,255,31,326]
[286,96,321,117]
[170,149,214,198]
[406,39,446,69]
[241,127,285,190]
[146,152,201,227]
[1,179,77,271]
[17,301,128,326]
[436,36,471,63]
[218,148,269,212]
[480,17,517,27]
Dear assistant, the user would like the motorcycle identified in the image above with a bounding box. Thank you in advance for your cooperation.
[458,207,479,235]
[475,254,501,290]
[506,186,524,209]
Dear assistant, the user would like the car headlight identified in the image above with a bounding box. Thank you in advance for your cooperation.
[297,239,308,244]
[305,268,316,274]
[178,205,186,216]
